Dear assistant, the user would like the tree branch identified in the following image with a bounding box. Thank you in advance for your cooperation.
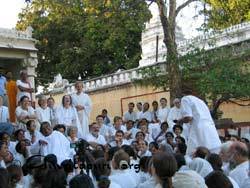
[228,99,250,106]
[176,0,199,17]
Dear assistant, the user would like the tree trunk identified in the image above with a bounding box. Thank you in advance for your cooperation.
[157,0,182,104]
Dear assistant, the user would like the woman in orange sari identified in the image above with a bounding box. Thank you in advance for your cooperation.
[6,71,17,123]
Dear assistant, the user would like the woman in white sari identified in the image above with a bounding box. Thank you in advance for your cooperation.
[55,95,81,137]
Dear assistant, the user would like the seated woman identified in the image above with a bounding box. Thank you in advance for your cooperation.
[36,95,51,125]
[67,126,78,143]
[15,96,37,130]
[14,139,31,166]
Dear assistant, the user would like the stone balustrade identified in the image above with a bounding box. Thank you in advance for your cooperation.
[0,26,33,40]
[65,62,166,94]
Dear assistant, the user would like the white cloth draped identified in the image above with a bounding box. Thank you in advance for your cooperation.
[36,106,51,124]
[72,92,92,139]
[110,169,137,188]
[188,157,213,178]
[180,95,221,155]
[229,160,249,188]
[158,107,170,123]
[40,131,74,164]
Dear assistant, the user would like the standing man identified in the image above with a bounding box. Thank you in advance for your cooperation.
[5,71,17,123]
[71,81,92,138]
[178,89,221,155]
[123,102,137,123]
[0,96,9,123]
[158,98,170,123]
[16,70,34,104]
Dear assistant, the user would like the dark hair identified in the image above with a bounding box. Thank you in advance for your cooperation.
[26,120,35,128]
[230,135,240,141]
[176,143,187,155]
[40,121,51,133]
[7,164,23,188]
[69,174,94,188]
[160,122,169,130]
[139,156,151,172]
[96,115,104,120]
[175,136,186,144]
[0,168,9,188]
[128,102,135,107]
[0,132,9,141]
[152,101,158,105]
[53,124,66,132]
[47,97,55,102]
[173,124,183,132]
[14,129,24,141]
[44,154,58,168]
[174,153,186,170]
[91,150,104,160]
[160,98,167,102]
[62,95,72,106]
[241,137,250,143]
[135,131,145,138]
[194,146,210,159]
[92,158,111,188]
[15,140,29,158]
[121,145,137,160]
[107,147,120,161]
[43,168,67,188]
[137,102,142,105]
[152,153,177,188]
[115,130,124,136]
[102,109,108,113]
[113,116,122,123]
[206,153,223,171]
[149,142,159,150]
[165,132,174,138]
[61,159,74,176]
[19,95,29,103]
[205,171,233,188]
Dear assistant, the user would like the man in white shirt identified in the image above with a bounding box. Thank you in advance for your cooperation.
[71,81,92,139]
[136,102,143,120]
[16,70,34,103]
[139,103,152,122]
[110,116,126,139]
[123,102,137,123]
[39,122,74,164]
[124,120,138,143]
[137,140,151,157]
[167,98,182,131]
[229,141,249,187]
[96,115,111,139]
[158,98,170,123]
[0,140,8,168]
[0,96,9,123]
[86,122,106,147]
[109,130,129,147]
[178,90,221,155]
[47,97,57,127]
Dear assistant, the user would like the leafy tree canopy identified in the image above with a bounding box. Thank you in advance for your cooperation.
[205,0,250,29]
[17,0,151,85]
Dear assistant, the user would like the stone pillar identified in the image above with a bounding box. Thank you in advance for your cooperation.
[23,51,38,102]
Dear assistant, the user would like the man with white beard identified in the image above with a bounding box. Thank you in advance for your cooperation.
[158,98,170,123]
[167,98,189,139]
[39,122,74,164]
[71,81,92,138]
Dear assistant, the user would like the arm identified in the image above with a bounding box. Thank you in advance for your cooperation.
[17,85,34,93]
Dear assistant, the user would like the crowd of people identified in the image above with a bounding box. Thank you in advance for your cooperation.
[0,70,249,188]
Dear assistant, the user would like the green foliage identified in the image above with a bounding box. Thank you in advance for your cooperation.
[205,0,250,30]
[17,0,151,85]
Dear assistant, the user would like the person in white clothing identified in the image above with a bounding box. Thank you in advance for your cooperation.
[47,97,57,127]
[158,98,170,123]
[167,98,182,131]
[0,140,8,168]
[36,95,51,125]
[123,102,137,123]
[109,116,126,140]
[67,126,78,143]
[139,103,152,122]
[228,141,249,187]
[136,102,143,120]
[178,91,221,155]
[86,122,106,147]
[109,150,137,188]
[109,130,129,147]
[71,81,92,139]
[39,122,74,164]
[137,140,151,157]
[188,157,213,178]
[96,115,112,142]
[55,95,81,137]
[16,70,34,103]
[0,96,9,123]
[15,96,37,130]
[124,120,138,143]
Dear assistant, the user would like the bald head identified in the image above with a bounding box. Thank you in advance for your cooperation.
[229,141,249,158]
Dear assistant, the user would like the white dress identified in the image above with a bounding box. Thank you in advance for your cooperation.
[180,95,221,155]
[71,92,92,138]
[55,105,81,136]
[15,106,36,130]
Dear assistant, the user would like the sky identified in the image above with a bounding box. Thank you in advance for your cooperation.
[0,0,204,39]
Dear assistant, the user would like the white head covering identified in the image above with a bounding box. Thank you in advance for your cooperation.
[173,170,208,188]
[241,177,250,188]
[188,158,213,177]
